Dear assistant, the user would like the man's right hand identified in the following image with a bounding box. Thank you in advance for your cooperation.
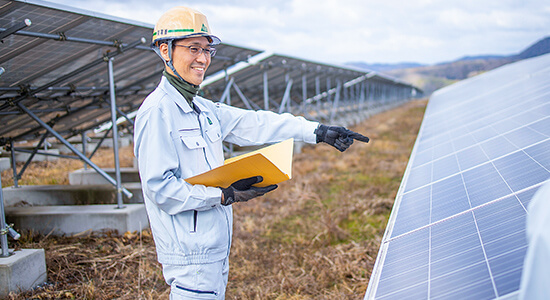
[221,176,277,206]
[315,124,370,152]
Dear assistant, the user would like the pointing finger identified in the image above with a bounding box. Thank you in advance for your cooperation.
[348,132,370,143]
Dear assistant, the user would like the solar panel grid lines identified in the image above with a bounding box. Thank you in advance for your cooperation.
[426,57,550,111]
[402,135,550,205]
[410,97,550,174]
[371,191,535,299]
[418,84,550,151]
[419,69,550,128]
[386,179,543,245]
[365,53,550,300]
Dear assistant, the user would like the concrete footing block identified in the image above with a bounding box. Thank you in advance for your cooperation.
[68,168,140,185]
[0,157,9,172]
[13,149,60,162]
[0,249,47,298]
[5,204,149,236]
[2,183,143,207]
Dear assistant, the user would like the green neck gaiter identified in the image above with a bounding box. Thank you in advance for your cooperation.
[163,70,200,108]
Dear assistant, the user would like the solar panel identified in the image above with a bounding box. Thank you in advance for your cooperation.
[365,52,550,299]
[0,0,265,142]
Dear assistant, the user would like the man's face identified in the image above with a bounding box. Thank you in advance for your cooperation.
[162,36,212,85]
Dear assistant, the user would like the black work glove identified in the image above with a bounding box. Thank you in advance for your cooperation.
[221,176,278,206]
[315,124,370,152]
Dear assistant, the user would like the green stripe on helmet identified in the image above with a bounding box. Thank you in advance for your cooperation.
[153,28,195,38]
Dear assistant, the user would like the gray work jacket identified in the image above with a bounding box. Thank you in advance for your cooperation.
[134,76,318,265]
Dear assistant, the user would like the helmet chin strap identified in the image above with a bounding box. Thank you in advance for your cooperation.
[165,40,188,83]
[153,40,189,84]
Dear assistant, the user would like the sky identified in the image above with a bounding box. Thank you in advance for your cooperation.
[44,0,550,66]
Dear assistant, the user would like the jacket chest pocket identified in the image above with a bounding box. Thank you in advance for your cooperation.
[179,128,207,150]
[177,128,208,171]
[205,127,221,143]
[180,134,207,149]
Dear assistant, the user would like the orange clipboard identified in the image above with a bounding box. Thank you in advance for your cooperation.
[185,138,294,188]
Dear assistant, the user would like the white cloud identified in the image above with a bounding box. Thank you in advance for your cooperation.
[44,0,550,65]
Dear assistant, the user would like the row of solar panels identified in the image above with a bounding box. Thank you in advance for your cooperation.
[365,52,550,299]
[0,0,419,145]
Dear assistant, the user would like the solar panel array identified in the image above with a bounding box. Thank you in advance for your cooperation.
[365,52,550,299]
[0,0,267,142]
[0,0,419,146]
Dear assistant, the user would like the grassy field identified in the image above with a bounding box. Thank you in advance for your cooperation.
[4,99,427,299]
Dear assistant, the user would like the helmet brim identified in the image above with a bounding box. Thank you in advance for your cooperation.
[151,33,221,48]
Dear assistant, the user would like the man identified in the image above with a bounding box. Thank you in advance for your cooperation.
[133,6,369,299]
[519,180,550,300]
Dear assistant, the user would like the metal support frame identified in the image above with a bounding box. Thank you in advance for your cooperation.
[0,179,9,256]
[2,38,145,196]
[315,76,321,114]
[223,71,234,156]
[69,70,164,136]
[107,58,125,208]
[219,77,234,104]
[359,82,366,110]
[263,71,269,110]
[15,101,132,199]
[330,81,342,123]
[1,58,24,251]
[0,26,150,51]
[102,98,135,127]
[15,131,49,180]
[86,127,112,163]
[278,79,293,114]
[232,83,261,110]
[301,73,307,115]
[12,148,86,160]
[0,19,31,41]
[9,140,18,187]
[0,175,19,257]
[11,99,103,142]
[82,131,88,170]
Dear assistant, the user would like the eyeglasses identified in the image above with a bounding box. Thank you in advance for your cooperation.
[174,44,217,57]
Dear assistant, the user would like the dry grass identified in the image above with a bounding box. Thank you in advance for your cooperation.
[5,99,427,299]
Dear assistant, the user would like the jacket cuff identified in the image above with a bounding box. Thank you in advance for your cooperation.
[303,121,320,144]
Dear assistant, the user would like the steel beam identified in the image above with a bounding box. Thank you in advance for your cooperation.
[0,19,31,41]
[219,77,234,104]
[263,71,269,110]
[16,132,49,180]
[232,83,255,110]
[0,176,11,257]
[302,73,307,115]
[107,58,124,208]
[15,101,132,199]
[330,81,342,123]
[0,27,150,51]
[9,140,18,187]
[278,79,293,114]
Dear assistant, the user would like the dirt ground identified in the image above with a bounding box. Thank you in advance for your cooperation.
[4,99,427,299]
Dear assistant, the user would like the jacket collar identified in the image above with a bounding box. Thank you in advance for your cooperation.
[159,76,210,114]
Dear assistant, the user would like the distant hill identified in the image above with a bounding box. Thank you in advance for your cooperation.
[346,62,426,72]
[515,36,550,59]
[440,55,507,63]
[346,36,550,96]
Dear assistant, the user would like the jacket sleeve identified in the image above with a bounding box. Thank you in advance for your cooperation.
[134,105,222,215]
[213,102,319,146]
